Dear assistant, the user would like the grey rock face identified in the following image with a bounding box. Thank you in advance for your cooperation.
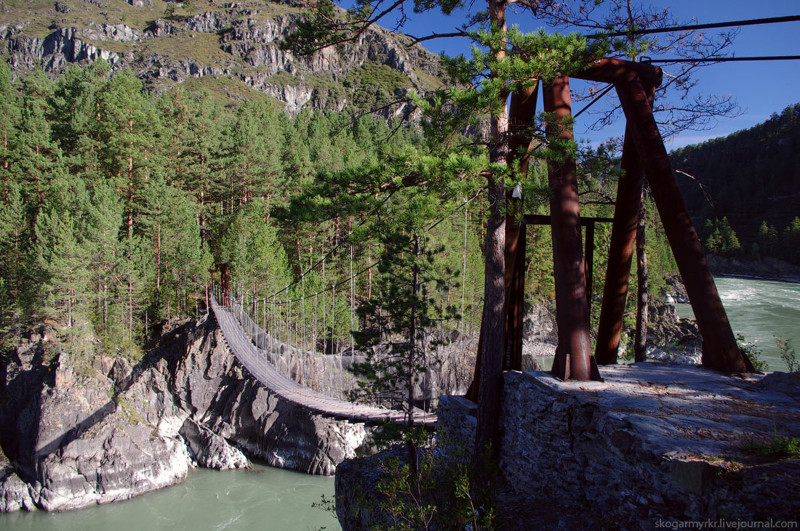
[0,314,368,513]
[0,447,35,512]
[1,25,121,71]
[496,365,800,526]
[167,318,367,475]
[0,3,445,114]
[180,418,248,470]
[338,365,800,528]
[82,23,143,42]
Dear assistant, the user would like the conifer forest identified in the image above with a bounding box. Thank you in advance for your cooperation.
[0,57,683,367]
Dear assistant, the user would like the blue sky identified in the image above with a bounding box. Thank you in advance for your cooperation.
[353,0,800,150]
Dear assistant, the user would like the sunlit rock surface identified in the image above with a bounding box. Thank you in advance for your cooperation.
[340,364,800,529]
[0,314,367,512]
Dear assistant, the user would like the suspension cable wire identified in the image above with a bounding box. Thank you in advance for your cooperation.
[331,284,342,384]
[285,287,290,345]
[648,55,800,63]
[574,83,615,119]
[349,232,356,356]
[301,272,306,351]
[268,190,398,300]
[267,182,485,304]
[313,291,318,354]
[266,189,485,306]
[226,187,488,405]
[460,199,468,334]
[322,254,327,356]
[587,14,800,39]
[265,189,483,310]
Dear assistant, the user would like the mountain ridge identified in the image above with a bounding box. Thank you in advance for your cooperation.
[0,0,446,114]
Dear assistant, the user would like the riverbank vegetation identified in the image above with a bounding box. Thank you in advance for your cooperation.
[0,58,680,367]
[671,103,800,264]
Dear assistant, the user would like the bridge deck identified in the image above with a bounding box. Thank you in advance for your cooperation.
[211,296,436,425]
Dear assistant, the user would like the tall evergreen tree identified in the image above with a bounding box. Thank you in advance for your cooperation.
[222,101,284,213]
[85,180,124,334]
[10,71,63,216]
[0,182,27,327]
[34,208,91,328]
[0,60,18,186]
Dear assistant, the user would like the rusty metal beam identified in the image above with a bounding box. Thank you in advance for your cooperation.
[594,130,645,364]
[543,76,594,381]
[593,73,655,365]
[504,84,539,371]
[578,58,748,373]
[584,221,595,308]
[523,215,614,225]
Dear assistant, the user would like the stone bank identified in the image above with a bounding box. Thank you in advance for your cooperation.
[338,364,800,529]
[440,364,800,527]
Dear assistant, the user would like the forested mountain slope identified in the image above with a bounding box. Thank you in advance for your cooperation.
[0,0,445,114]
[670,103,800,263]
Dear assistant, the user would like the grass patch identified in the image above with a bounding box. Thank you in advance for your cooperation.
[343,60,413,91]
[743,436,800,458]
[139,32,236,66]
[177,75,284,108]
[413,67,446,91]
[114,394,145,426]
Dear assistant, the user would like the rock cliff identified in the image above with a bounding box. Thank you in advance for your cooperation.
[0,0,445,113]
[0,312,367,513]
[338,366,800,529]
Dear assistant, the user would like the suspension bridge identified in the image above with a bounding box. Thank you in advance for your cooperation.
[207,52,777,434]
[210,292,437,425]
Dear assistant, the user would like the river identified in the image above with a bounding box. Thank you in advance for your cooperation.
[0,463,339,531]
[2,278,797,529]
[675,276,800,371]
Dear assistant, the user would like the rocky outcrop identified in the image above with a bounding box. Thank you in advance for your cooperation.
[0,329,194,513]
[0,2,446,113]
[707,255,800,283]
[1,25,123,72]
[339,366,800,529]
[166,317,368,475]
[0,313,368,513]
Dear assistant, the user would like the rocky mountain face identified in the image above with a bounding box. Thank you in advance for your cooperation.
[0,313,367,513]
[0,0,445,114]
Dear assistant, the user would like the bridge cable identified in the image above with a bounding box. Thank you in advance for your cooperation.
[647,55,800,63]
[267,190,397,300]
[588,14,800,39]
[263,189,484,306]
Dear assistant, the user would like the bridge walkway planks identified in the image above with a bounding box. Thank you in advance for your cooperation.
[210,296,436,425]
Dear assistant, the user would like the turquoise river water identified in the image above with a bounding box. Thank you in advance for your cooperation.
[1,277,797,530]
[676,277,800,371]
[0,463,339,531]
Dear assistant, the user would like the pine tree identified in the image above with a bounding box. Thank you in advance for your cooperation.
[352,187,456,421]
[85,180,124,335]
[0,182,27,327]
[48,61,111,186]
[222,101,284,213]
[140,176,209,319]
[34,207,91,328]
[217,199,291,302]
[9,71,63,216]
[0,60,18,185]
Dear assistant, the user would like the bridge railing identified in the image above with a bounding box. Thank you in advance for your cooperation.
[212,283,359,401]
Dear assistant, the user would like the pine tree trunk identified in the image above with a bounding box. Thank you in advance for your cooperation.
[635,193,649,362]
[103,279,108,328]
[474,0,509,477]
[199,186,205,250]
[156,221,161,313]
[408,234,419,427]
